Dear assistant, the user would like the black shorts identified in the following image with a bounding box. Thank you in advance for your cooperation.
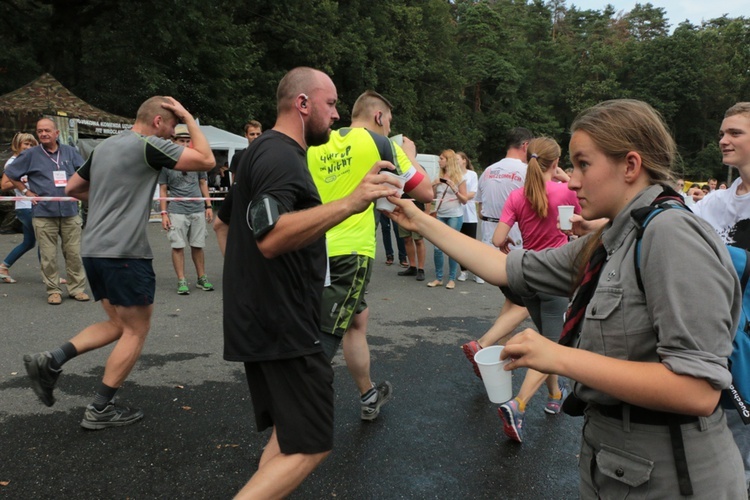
[499,285,525,307]
[244,353,334,454]
[83,257,155,306]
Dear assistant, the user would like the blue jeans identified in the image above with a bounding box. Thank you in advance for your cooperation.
[3,209,36,267]
[379,212,406,262]
[434,215,463,280]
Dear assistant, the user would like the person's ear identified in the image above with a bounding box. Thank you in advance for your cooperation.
[375,112,383,127]
[623,151,642,183]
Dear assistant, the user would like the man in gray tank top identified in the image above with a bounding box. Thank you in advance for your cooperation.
[22,96,215,430]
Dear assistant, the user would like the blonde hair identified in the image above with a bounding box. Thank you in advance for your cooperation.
[571,99,675,184]
[570,99,675,289]
[725,102,750,119]
[11,132,38,155]
[524,137,561,219]
[440,149,463,185]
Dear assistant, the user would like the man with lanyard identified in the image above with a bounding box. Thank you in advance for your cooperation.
[5,118,88,305]
[307,90,432,420]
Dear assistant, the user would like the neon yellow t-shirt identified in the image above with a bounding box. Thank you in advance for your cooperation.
[307,128,417,258]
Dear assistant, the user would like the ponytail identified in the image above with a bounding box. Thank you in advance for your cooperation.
[524,154,548,219]
[524,137,561,219]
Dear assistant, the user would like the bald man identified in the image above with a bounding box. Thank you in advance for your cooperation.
[221,67,400,498]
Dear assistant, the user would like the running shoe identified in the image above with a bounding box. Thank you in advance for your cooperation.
[196,275,214,291]
[457,271,468,282]
[177,279,190,295]
[544,381,570,415]
[80,402,144,430]
[361,381,393,421]
[461,340,483,379]
[498,399,525,443]
[474,276,485,284]
[23,352,61,407]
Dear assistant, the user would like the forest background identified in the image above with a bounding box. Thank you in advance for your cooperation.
[1,0,748,181]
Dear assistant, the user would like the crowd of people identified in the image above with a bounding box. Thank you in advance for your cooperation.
[3,65,750,498]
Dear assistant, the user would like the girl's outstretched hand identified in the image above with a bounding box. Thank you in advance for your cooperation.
[383,196,424,232]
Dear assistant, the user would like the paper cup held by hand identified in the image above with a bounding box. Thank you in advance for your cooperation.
[375,171,404,212]
[558,205,575,231]
[474,345,513,404]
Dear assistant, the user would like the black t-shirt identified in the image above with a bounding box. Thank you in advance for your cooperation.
[228,147,246,174]
[223,130,326,362]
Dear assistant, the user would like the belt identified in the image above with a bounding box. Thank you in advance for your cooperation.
[480,215,499,223]
[593,404,697,495]
[595,404,698,426]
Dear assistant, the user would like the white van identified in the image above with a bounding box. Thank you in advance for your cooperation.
[416,153,440,181]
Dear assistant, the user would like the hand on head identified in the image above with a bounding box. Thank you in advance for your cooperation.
[161,96,191,122]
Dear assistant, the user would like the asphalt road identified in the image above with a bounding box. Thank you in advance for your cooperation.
[0,221,582,499]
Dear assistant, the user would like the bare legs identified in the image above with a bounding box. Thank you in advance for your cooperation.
[342,308,373,395]
[234,428,330,499]
[69,299,153,388]
[478,300,529,348]
[171,246,206,280]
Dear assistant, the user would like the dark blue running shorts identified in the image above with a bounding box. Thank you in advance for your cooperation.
[83,257,156,306]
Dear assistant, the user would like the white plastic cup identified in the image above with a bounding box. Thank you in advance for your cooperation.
[390,134,404,147]
[558,205,575,231]
[375,171,404,212]
[474,345,513,404]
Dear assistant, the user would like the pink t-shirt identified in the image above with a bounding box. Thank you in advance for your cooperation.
[500,181,581,251]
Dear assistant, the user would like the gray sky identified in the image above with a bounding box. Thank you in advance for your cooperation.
[568,0,749,28]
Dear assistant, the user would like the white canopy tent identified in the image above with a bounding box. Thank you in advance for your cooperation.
[199,124,247,164]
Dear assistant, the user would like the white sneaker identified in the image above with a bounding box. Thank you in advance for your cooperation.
[474,276,485,284]
[457,271,468,282]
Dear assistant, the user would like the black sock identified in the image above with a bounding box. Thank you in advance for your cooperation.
[49,342,78,370]
[92,383,119,410]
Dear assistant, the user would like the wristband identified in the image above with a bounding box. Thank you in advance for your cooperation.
[22,188,28,195]
[161,211,168,215]
[205,205,211,209]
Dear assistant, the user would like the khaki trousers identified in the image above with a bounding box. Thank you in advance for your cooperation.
[32,216,87,296]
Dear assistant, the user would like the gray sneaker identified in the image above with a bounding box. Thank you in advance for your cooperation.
[23,352,61,407]
[81,402,144,430]
[361,381,393,421]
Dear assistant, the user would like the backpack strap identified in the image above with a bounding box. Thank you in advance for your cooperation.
[631,199,691,293]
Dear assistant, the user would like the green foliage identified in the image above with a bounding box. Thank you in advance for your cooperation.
[0,0,747,180]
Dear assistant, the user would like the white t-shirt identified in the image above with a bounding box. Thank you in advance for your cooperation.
[4,156,31,210]
[476,157,527,247]
[461,170,478,223]
[692,177,750,249]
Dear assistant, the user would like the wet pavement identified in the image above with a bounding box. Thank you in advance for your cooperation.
[0,223,581,498]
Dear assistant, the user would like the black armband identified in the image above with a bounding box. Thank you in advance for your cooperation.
[247,194,283,239]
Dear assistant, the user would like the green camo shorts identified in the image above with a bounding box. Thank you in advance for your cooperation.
[319,255,373,337]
